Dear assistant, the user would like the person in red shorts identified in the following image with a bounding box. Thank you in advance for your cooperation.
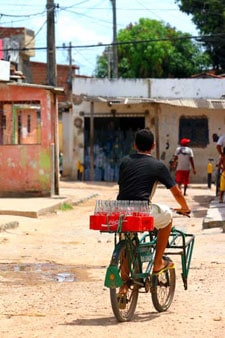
[172,138,196,196]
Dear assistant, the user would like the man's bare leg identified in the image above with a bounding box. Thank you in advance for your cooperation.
[153,222,173,273]
[118,251,129,294]
[119,224,173,291]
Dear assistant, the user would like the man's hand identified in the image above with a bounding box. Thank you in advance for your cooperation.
[173,208,191,217]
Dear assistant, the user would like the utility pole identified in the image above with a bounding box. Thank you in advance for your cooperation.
[68,42,73,93]
[110,0,118,78]
[46,0,58,195]
[46,0,57,86]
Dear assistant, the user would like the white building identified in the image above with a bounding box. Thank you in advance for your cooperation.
[62,78,225,183]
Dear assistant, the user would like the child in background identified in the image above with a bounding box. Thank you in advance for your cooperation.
[207,159,213,189]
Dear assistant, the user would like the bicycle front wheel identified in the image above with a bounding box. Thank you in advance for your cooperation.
[110,240,140,322]
[151,257,176,312]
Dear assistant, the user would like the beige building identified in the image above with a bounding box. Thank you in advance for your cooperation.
[63,78,225,183]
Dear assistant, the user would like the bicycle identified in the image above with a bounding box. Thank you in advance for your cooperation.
[90,201,195,322]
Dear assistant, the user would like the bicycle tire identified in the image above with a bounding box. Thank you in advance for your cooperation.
[151,256,176,312]
[110,240,141,322]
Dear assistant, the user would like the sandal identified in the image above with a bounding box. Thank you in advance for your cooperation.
[152,259,174,275]
[117,283,129,309]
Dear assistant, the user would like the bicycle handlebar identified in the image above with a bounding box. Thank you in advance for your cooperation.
[172,209,191,218]
[176,211,191,218]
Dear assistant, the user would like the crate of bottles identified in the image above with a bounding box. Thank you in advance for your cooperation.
[90,200,154,233]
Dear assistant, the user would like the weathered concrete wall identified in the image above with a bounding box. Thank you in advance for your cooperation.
[152,104,221,183]
[74,78,225,99]
[63,78,225,182]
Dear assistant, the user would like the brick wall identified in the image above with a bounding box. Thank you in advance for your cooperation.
[30,61,79,102]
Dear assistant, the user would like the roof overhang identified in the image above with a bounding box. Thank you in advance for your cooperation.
[75,95,225,109]
[7,82,65,95]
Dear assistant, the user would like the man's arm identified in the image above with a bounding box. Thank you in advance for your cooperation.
[171,155,178,169]
[217,144,223,156]
[190,158,196,174]
[170,185,191,214]
[218,157,222,169]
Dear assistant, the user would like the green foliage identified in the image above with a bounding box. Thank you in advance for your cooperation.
[94,18,210,78]
[60,202,73,211]
[176,0,225,71]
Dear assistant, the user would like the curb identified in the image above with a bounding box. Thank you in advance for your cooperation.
[203,217,225,232]
[36,198,73,217]
[71,193,98,206]
[202,199,225,232]
[0,198,72,219]
[0,193,98,231]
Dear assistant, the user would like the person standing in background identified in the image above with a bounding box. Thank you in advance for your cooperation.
[218,148,225,203]
[216,134,225,157]
[216,134,225,196]
[77,161,84,181]
[172,138,196,196]
[59,152,63,177]
[207,159,213,189]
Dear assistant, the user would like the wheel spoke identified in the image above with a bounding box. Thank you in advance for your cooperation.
[151,266,176,312]
[109,241,140,322]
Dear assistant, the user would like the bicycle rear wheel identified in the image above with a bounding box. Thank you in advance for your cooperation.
[110,240,140,322]
[151,257,176,312]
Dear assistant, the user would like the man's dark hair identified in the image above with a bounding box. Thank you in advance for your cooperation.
[135,129,154,151]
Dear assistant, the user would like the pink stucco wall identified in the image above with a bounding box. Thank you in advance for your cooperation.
[0,83,58,197]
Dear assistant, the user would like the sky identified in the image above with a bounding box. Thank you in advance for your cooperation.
[0,0,199,76]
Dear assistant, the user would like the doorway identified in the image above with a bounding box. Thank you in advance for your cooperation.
[84,116,145,181]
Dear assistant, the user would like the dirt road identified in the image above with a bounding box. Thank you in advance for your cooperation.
[0,183,224,338]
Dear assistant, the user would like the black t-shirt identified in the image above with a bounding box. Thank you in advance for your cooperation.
[117,153,175,202]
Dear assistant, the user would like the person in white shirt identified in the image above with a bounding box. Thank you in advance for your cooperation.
[172,138,196,196]
[216,134,225,157]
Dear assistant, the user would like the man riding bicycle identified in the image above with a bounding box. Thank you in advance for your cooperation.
[117,128,191,296]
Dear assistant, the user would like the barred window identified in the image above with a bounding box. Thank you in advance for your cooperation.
[179,116,209,147]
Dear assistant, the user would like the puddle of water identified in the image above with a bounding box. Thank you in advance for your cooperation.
[55,272,75,282]
[0,263,78,284]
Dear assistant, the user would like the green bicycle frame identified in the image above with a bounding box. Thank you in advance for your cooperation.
[104,227,195,290]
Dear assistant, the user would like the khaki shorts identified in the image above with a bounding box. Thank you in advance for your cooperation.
[150,203,173,229]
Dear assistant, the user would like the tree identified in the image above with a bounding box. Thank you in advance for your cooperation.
[94,18,210,78]
[175,0,225,71]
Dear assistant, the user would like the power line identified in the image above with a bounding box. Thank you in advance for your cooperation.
[0,32,223,55]
[0,10,46,18]
[29,33,225,49]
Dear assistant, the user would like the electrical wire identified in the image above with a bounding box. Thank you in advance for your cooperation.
[0,0,224,73]
[0,32,223,54]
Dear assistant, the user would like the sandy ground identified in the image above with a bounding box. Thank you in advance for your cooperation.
[0,182,224,338]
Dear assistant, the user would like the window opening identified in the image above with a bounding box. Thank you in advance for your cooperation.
[84,117,145,181]
[179,116,209,147]
[0,101,41,145]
